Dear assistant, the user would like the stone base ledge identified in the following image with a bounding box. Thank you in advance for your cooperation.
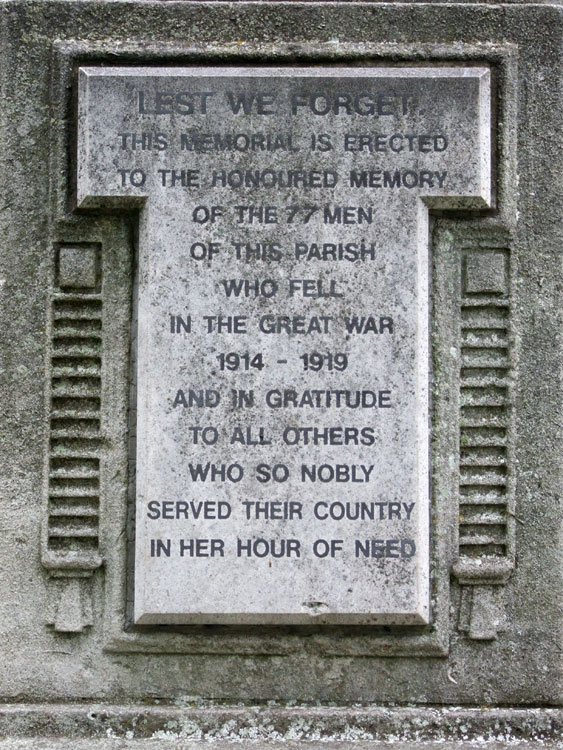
[0,705,560,747]
[0,741,559,750]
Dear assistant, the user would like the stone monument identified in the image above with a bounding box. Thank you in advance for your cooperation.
[0,1,561,747]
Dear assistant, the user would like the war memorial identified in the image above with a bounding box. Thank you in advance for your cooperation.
[0,1,561,747]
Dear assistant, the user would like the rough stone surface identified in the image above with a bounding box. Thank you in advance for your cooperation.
[0,1,561,746]
[0,743,559,750]
[0,705,560,746]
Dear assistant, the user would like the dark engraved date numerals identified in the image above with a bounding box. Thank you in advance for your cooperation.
[300,352,348,371]
[216,352,265,371]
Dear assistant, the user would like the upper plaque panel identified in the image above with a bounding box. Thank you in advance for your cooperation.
[77,66,490,624]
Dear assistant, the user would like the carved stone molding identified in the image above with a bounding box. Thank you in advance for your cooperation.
[42,243,104,633]
[454,243,515,640]
[42,33,518,654]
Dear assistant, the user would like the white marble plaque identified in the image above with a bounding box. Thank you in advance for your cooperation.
[77,66,491,624]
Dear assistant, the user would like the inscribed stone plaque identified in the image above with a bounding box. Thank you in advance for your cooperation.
[77,66,491,624]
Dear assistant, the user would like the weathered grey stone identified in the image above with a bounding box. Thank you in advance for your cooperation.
[0,0,561,746]
[78,65,490,625]
[0,742,559,750]
[56,245,100,290]
[0,704,561,746]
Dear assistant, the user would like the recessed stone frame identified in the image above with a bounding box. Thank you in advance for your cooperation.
[43,38,517,656]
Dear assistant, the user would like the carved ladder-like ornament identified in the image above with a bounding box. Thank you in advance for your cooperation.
[454,245,515,640]
[42,244,103,632]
